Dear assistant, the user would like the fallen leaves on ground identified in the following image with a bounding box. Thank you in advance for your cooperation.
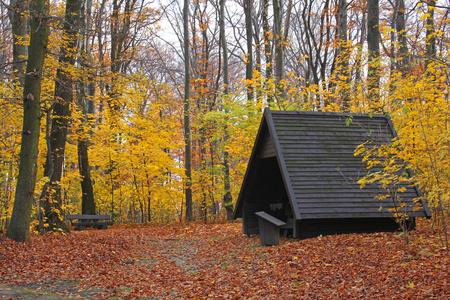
[0,219,448,299]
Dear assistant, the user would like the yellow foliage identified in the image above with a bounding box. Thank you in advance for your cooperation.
[1,0,449,229]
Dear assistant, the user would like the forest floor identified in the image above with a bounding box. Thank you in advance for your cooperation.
[0,219,449,299]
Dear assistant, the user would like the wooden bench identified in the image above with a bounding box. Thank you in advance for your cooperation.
[66,214,113,230]
[255,211,286,246]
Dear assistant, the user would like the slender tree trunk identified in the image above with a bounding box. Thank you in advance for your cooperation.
[196,5,209,222]
[395,0,409,73]
[367,0,380,111]
[220,0,233,220]
[199,133,207,221]
[39,0,83,232]
[95,0,106,126]
[77,98,97,210]
[283,0,293,43]
[354,12,366,86]
[273,0,285,100]
[78,0,96,215]
[77,84,96,216]
[183,0,193,221]
[209,145,218,220]
[78,138,96,214]
[8,0,27,86]
[7,0,50,242]
[253,20,263,108]
[243,0,253,104]
[147,191,151,223]
[425,0,436,69]
[107,0,133,123]
[262,0,273,105]
[37,105,53,231]
[337,0,350,110]
[389,2,397,89]
[139,198,144,223]
[145,172,152,222]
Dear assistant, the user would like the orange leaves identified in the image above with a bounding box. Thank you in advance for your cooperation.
[0,220,449,299]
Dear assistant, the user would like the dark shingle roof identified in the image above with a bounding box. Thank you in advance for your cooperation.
[234,109,431,220]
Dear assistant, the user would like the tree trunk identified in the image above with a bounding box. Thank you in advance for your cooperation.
[253,18,263,108]
[39,0,83,232]
[8,0,27,86]
[220,0,233,220]
[145,171,152,222]
[195,3,210,222]
[183,0,193,221]
[7,0,50,242]
[337,0,350,110]
[78,135,96,214]
[425,0,436,69]
[273,0,285,100]
[389,3,396,87]
[354,11,366,86]
[367,0,380,111]
[77,0,96,215]
[243,0,253,104]
[262,0,273,105]
[395,0,409,73]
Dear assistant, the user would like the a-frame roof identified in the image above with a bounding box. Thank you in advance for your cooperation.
[233,109,431,221]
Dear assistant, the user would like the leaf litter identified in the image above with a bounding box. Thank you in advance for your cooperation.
[0,219,448,299]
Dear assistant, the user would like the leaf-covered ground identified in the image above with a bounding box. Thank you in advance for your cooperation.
[0,219,448,299]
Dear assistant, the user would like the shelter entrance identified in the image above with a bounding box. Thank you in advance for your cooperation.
[242,157,293,235]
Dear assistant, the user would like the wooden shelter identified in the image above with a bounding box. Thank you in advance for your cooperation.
[233,109,431,239]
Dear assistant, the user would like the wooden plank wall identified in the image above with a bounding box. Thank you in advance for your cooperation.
[295,217,416,239]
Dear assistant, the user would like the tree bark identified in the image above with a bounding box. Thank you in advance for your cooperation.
[78,139,96,214]
[39,0,83,233]
[367,0,380,111]
[8,0,27,86]
[243,0,253,104]
[425,0,436,69]
[220,0,233,220]
[77,0,96,215]
[273,0,285,100]
[395,0,409,73]
[354,11,366,85]
[262,0,273,104]
[7,0,50,242]
[183,0,193,221]
[108,0,133,115]
[337,0,350,109]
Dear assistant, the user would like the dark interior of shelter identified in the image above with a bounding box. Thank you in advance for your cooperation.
[242,156,293,235]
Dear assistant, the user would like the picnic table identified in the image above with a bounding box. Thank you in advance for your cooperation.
[67,214,112,230]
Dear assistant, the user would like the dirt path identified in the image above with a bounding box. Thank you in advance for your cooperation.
[0,225,254,299]
[0,236,201,300]
[0,282,106,299]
